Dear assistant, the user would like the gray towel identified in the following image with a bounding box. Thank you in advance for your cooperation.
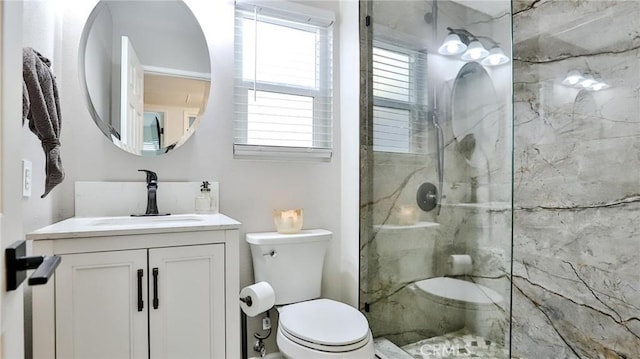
[22,47,64,198]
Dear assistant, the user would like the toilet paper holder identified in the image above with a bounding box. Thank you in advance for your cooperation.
[239,295,253,307]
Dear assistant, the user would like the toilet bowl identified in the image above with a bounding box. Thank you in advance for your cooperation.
[276,299,374,358]
[413,277,503,309]
[246,230,374,359]
[411,277,505,341]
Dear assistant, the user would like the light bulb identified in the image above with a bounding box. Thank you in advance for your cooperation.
[447,42,462,54]
[561,70,583,86]
[461,40,489,61]
[481,46,510,66]
[579,75,597,88]
[590,82,609,91]
[438,33,466,55]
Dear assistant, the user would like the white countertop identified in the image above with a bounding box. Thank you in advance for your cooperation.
[26,213,241,240]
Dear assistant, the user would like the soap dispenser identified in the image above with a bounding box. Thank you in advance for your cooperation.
[195,181,212,214]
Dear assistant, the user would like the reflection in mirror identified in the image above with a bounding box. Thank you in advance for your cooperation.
[143,112,163,152]
[80,0,211,156]
[450,62,500,168]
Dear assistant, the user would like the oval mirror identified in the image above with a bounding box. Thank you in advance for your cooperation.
[450,62,501,168]
[79,0,211,156]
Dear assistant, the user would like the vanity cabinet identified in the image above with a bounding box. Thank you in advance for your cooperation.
[29,215,240,359]
[56,245,225,358]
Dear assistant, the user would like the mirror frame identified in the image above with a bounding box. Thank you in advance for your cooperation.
[78,0,211,156]
[450,62,501,167]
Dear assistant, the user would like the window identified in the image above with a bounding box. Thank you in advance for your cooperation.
[373,42,428,154]
[234,1,334,160]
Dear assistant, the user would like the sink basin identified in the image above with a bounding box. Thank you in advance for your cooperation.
[91,214,205,227]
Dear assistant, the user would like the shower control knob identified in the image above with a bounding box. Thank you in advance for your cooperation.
[417,182,438,212]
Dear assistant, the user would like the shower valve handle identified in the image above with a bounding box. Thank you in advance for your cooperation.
[417,182,438,212]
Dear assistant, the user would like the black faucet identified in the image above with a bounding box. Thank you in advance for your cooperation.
[133,169,170,216]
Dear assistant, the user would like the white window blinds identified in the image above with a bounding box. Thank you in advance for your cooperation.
[234,1,334,160]
[373,42,428,154]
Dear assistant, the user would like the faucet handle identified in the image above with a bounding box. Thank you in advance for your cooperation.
[138,169,158,184]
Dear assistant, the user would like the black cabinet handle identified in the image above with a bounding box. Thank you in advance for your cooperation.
[137,269,144,312]
[152,268,159,310]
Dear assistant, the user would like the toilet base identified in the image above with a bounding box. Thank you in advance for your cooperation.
[277,327,375,359]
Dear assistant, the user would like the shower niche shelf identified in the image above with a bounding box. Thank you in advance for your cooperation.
[442,202,511,212]
[373,221,440,231]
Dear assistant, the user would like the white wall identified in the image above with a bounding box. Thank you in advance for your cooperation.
[338,0,360,307]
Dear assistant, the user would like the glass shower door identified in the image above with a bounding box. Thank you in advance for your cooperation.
[360,0,513,357]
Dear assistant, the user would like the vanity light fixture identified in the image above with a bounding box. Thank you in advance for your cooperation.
[590,82,610,91]
[439,27,509,66]
[461,39,489,61]
[438,33,467,55]
[561,71,611,91]
[579,74,597,88]
[480,46,510,66]
[561,70,584,86]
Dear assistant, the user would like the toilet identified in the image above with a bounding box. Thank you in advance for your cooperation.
[247,229,375,359]
[413,277,503,308]
[410,276,505,341]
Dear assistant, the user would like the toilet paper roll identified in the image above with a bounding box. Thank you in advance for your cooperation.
[240,281,276,317]
[447,254,473,275]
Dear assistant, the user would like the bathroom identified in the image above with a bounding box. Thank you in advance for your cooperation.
[1,0,639,358]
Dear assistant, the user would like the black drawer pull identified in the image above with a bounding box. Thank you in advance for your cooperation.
[137,269,144,312]
[153,268,159,309]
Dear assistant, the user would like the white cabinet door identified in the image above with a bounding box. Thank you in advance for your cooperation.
[55,250,148,359]
[149,244,226,359]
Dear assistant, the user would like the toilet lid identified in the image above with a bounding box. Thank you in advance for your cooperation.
[414,277,503,305]
[279,299,370,346]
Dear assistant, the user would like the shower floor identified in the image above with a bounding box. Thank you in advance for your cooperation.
[375,330,516,359]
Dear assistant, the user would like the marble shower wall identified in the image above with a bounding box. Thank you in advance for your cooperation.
[361,0,512,348]
[512,0,640,357]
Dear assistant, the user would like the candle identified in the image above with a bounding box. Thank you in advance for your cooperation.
[274,209,303,234]
[282,210,298,221]
[397,205,418,225]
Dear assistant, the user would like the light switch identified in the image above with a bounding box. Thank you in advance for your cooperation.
[22,159,32,197]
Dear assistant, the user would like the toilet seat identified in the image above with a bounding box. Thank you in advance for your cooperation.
[414,277,503,308]
[278,299,371,353]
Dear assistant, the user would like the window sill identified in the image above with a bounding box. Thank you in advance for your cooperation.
[233,144,332,162]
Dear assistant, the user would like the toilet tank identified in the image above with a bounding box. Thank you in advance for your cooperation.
[246,229,331,305]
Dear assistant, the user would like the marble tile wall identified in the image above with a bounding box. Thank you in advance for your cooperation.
[512,0,640,357]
